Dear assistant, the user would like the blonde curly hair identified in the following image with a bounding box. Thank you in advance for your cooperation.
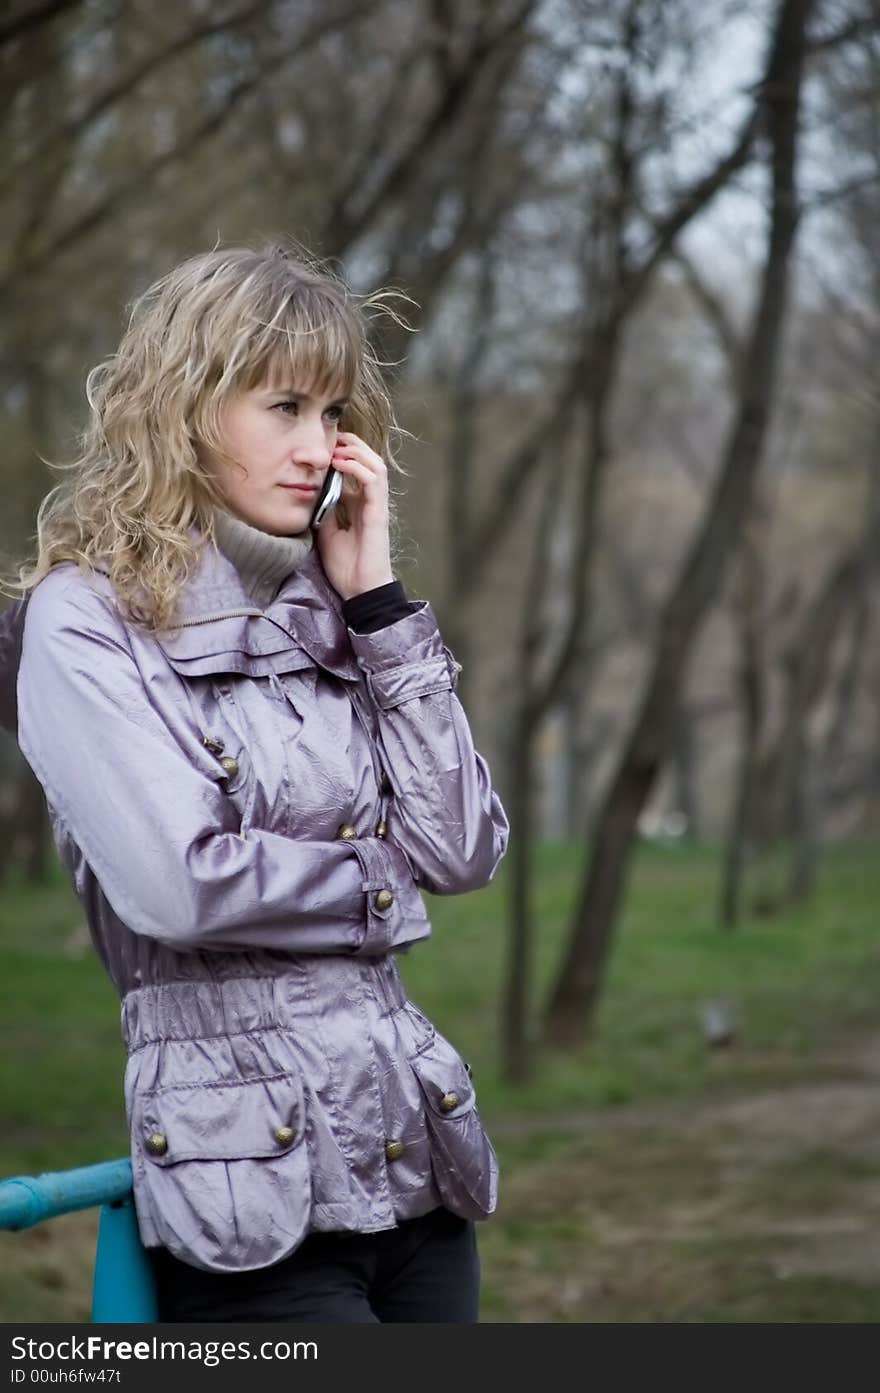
[1,242,414,631]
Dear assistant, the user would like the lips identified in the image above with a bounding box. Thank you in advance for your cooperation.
[279,484,318,494]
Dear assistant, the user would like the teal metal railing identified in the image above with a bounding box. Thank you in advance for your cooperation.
[0,1159,158,1321]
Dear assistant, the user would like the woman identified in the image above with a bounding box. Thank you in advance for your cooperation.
[0,244,509,1322]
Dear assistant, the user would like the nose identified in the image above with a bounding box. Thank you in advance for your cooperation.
[291,411,334,471]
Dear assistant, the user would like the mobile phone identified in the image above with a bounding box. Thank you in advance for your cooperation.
[310,468,344,528]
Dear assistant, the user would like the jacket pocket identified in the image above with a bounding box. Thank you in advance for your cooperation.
[132,1069,310,1272]
[408,1032,498,1220]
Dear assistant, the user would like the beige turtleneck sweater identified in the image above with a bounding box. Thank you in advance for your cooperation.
[210,505,415,631]
[211,506,314,609]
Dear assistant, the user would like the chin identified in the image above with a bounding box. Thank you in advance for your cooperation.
[250,503,312,536]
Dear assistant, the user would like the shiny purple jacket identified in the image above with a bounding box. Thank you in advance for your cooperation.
[0,540,509,1272]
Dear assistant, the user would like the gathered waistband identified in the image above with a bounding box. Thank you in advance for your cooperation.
[121,956,408,1051]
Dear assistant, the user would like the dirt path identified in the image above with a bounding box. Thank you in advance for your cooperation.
[5,1035,880,1321]
[479,1033,880,1317]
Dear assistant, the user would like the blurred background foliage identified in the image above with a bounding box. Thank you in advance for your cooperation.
[1,0,878,1321]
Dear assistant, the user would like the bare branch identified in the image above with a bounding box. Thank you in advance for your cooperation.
[806,6,880,53]
[1,2,380,288]
[0,0,87,47]
[3,58,294,285]
[374,21,536,333]
[674,247,744,379]
[2,0,273,193]
[622,106,761,315]
[804,168,880,209]
[463,345,588,581]
[2,0,380,197]
[321,0,538,253]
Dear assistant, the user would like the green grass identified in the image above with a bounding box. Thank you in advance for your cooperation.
[1,840,879,1321]
[402,840,880,1114]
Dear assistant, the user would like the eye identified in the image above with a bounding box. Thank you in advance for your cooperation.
[271,401,345,422]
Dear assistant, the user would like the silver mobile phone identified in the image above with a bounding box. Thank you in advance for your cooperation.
[310,468,343,528]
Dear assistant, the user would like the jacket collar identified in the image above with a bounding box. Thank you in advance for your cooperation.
[111,535,362,684]
[267,545,361,683]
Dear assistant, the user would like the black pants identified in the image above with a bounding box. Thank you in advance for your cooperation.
[148,1207,481,1323]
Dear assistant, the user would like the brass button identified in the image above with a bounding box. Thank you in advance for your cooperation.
[274,1126,296,1146]
[220,756,239,778]
[439,1092,460,1113]
[336,824,358,841]
[374,889,394,911]
[375,820,387,839]
[385,1139,406,1162]
[146,1132,168,1156]
[202,736,225,755]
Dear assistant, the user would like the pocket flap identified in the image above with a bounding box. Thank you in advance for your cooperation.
[409,1039,476,1120]
[159,634,316,681]
[139,1074,304,1166]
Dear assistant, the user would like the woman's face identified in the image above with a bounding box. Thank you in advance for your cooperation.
[207,381,348,535]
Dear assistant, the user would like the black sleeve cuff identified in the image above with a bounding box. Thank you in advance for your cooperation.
[342,580,419,633]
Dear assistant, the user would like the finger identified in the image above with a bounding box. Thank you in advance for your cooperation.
[331,455,371,481]
[333,439,385,472]
[333,455,384,480]
[331,455,387,490]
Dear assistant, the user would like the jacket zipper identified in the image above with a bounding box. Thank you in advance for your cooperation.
[169,608,265,628]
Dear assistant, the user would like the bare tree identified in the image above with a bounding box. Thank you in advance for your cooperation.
[720,518,771,928]
[543,0,816,1049]
[498,0,792,1080]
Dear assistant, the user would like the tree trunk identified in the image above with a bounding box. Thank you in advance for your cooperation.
[720,538,767,928]
[788,729,818,903]
[501,703,538,1084]
[499,410,576,1084]
[747,554,859,911]
[719,625,763,929]
[670,701,700,841]
[443,247,500,712]
[563,709,605,838]
[543,0,815,1049]
[16,762,50,884]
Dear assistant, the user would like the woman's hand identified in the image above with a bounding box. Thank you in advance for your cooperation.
[314,431,395,601]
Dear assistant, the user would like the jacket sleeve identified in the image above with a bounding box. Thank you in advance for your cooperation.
[16,572,423,957]
[348,601,510,895]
